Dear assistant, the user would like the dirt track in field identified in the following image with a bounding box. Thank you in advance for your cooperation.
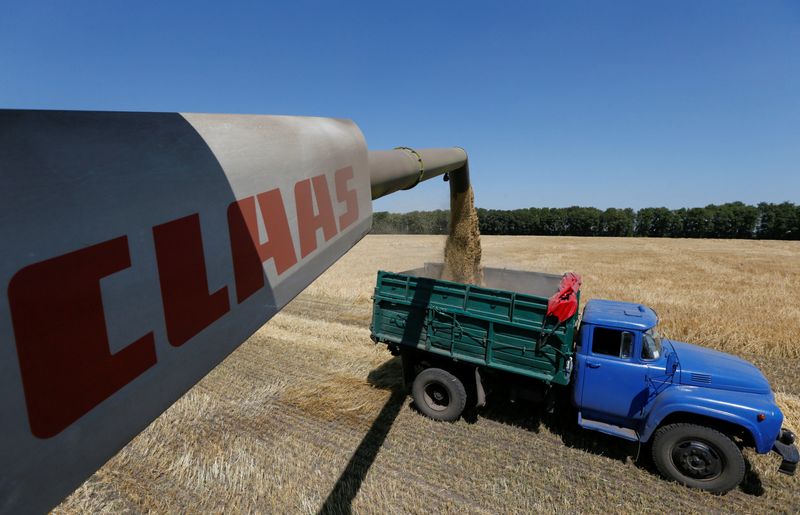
[56,236,800,513]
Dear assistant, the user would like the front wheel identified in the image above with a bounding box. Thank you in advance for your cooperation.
[411,368,467,422]
[652,423,745,494]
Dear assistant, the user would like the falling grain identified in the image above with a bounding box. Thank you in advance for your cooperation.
[442,184,483,284]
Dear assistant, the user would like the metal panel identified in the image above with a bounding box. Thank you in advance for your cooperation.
[0,110,371,513]
[371,267,578,386]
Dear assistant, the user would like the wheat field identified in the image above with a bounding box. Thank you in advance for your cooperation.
[55,235,800,513]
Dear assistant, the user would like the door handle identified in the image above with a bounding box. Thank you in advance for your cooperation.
[586,361,601,369]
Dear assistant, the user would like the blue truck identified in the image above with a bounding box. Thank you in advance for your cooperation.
[370,263,798,494]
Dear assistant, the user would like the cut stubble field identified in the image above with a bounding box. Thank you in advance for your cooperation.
[56,235,800,513]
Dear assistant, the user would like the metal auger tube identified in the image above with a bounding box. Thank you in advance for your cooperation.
[368,147,469,200]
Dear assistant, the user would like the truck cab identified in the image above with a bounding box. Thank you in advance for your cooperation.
[573,299,797,493]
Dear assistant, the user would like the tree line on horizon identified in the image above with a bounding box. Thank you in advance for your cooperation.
[371,201,800,240]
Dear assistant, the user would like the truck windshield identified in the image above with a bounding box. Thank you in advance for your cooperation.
[642,328,662,360]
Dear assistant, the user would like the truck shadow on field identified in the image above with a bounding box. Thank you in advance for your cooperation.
[462,386,765,497]
[462,386,641,464]
[320,355,764,513]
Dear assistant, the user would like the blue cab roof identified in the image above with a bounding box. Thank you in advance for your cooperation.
[582,299,658,331]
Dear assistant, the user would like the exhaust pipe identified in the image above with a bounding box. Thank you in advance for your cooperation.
[368,146,469,200]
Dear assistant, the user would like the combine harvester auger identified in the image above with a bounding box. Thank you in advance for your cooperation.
[0,110,469,513]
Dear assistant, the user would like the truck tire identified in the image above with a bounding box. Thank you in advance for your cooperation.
[411,368,467,422]
[652,423,745,494]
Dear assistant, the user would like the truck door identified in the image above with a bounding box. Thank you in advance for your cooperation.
[578,326,650,427]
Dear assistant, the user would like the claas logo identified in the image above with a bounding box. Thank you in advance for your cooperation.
[8,167,359,438]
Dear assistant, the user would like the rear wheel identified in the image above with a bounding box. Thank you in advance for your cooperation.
[411,368,467,422]
[652,423,745,494]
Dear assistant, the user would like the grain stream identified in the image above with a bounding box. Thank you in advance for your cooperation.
[442,184,483,285]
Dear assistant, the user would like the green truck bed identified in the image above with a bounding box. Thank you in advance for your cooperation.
[370,263,579,386]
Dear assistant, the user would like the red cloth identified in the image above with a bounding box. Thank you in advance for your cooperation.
[546,272,582,322]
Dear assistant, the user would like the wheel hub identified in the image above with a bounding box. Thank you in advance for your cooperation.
[423,383,450,412]
[671,440,724,480]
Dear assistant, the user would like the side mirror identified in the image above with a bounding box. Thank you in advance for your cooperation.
[665,351,678,376]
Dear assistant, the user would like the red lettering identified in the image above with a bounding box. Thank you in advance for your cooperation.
[295,175,338,258]
[153,214,230,346]
[8,237,157,438]
[228,190,298,303]
[335,166,359,230]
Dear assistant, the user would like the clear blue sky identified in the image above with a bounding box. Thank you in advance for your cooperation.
[2,1,798,212]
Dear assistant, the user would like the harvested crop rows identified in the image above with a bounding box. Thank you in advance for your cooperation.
[56,236,800,513]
